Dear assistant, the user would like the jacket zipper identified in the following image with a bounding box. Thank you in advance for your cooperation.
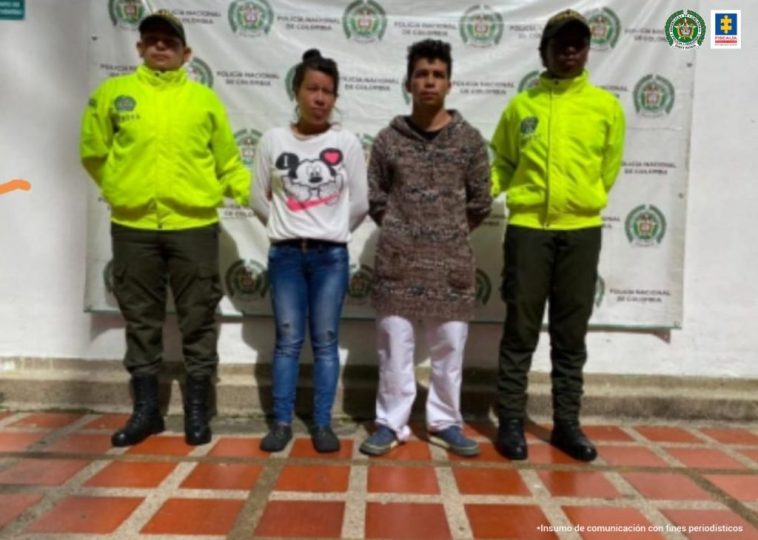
[545,87,554,229]
[154,78,168,229]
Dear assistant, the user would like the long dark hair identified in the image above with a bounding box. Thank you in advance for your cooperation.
[292,49,340,97]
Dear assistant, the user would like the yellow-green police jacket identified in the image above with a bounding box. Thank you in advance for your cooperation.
[80,64,250,230]
[491,70,625,230]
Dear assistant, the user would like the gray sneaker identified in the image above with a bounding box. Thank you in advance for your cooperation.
[429,426,480,457]
[311,425,340,453]
[260,422,292,452]
[359,426,399,456]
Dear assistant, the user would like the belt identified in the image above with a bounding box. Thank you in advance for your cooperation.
[272,238,346,251]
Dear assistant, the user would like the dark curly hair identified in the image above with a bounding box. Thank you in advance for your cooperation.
[406,39,452,82]
[292,49,340,97]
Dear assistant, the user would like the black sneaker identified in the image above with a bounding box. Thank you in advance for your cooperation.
[260,422,292,452]
[311,425,340,453]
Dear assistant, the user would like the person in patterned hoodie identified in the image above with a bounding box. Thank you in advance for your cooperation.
[360,39,492,458]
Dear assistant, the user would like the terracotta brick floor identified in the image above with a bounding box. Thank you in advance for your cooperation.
[0,411,755,539]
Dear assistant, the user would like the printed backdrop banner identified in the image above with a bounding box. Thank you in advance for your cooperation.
[85,0,697,329]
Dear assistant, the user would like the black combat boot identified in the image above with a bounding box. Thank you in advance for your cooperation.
[550,420,597,462]
[111,375,164,447]
[496,418,528,460]
[184,375,212,445]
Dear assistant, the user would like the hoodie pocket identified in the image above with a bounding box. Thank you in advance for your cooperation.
[446,245,475,290]
[375,235,406,281]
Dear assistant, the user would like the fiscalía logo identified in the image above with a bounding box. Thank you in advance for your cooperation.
[711,10,740,49]
[585,7,621,50]
[114,95,137,112]
[634,74,675,117]
[343,0,387,43]
[475,268,491,305]
[109,0,146,29]
[459,5,504,48]
[228,0,274,37]
[348,264,376,300]
[625,205,667,246]
[594,275,605,307]
[518,70,541,93]
[359,134,375,164]
[665,9,706,49]
[225,259,268,299]
[234,129,262,169]
[186,58,214,87]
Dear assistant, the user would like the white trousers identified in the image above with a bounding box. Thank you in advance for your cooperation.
[374,315,469,441]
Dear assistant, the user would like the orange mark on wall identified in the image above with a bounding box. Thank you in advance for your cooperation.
[0,179,31,195]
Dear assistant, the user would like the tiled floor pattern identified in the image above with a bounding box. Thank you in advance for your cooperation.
[0,412,755,539]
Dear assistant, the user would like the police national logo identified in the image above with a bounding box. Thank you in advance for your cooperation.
[665,9,706,49]
[359,134,375,164]
[109,0,146,29]
[585,7,621,50]
[520,116,538,138]
[401,83,411,105]
[485,140,495,164]
[518,71,540,93]
[284,64,297,101]
[348,264,375,300]
[225,260,268,299]
[103,260,115,295]
[228,0,274,37]
[634,75,675,117]
[459,5,504,48]
[475,269,492,306]
[625,205,667,246]
[343,0,387,43]
[186,58,214,87]
[114,95,136,112]
[594,275,605,308]
[234,129,262,169]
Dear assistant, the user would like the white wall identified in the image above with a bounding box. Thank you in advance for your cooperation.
[1,0,756,378]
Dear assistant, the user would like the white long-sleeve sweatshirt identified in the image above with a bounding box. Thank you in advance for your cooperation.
[251,125,369,242]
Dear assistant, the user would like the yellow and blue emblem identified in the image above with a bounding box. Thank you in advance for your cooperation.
[711,10,740,49]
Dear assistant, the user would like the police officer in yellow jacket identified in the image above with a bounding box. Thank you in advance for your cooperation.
[490,10,625,462]
[80,10,250,447]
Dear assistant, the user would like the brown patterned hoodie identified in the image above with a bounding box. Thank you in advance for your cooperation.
[368,111,492,321]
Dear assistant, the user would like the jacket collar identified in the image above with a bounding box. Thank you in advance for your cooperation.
[539,69,589,94]
[136,64,187,87]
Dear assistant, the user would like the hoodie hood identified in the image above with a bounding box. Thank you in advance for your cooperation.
[388,110,465,143]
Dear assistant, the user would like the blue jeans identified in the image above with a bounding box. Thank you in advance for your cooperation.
[268,240,349,427]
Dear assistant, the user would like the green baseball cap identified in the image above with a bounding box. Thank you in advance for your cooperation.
[138,9,186,45]
[541,9,590,44]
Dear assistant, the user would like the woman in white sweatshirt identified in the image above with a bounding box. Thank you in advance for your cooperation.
[252,49,368,453]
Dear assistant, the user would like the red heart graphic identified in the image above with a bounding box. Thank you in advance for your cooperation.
[322,150,341,165]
